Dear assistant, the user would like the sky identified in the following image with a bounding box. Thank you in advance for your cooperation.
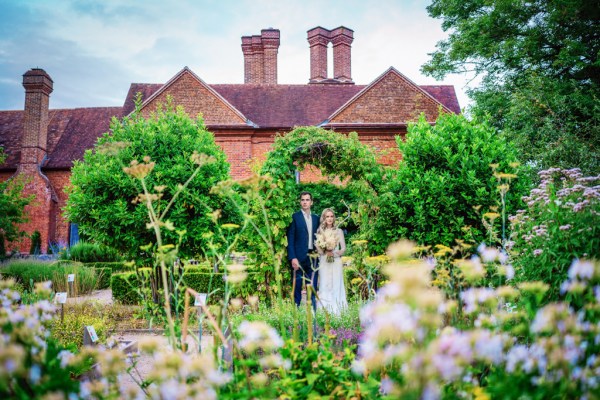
[0,0,476,111]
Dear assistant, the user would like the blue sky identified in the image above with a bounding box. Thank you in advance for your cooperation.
[0,0,475,111]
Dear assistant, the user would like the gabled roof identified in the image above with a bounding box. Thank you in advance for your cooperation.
[138,67,249,126]
[0,107,122,170]
[327,67,454,125]
[122,68,460,128]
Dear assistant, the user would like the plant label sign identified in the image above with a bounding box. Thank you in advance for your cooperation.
[86,326,99,343]
[67,274,75,282]
[194,293,207,307]
[55,292,67,304]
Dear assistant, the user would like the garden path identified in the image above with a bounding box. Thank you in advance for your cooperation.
[79,289,216,389]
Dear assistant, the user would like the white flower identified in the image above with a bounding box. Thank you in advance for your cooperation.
[568,259,595,281]
[238,321,283,353]
[58,350,74,368]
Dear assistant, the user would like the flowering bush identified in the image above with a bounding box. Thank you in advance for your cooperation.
[509,168,600,300]
[352,241,600,399]
[0,280,90,398]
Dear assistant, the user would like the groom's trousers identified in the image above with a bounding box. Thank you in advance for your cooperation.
[292,258,319,309]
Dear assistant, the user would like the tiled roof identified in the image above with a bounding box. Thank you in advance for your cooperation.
[123,82,460,127]
[1,76,460,171]
[420,85,461,114]
[0,107,122,170]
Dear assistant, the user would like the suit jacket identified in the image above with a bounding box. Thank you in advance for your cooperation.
[287,210,320,266]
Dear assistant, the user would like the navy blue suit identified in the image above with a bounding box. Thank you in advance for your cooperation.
[287,211,320,307]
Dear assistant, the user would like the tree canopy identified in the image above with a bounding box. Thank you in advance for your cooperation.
[65,103,234,263]
[0,147,32,246]
[423,0,600,174]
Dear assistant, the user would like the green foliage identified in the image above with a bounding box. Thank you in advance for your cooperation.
[371,113,530,252]
[0,282,93,398]
[63,241,122,262]
[50,303,113,348]
[471,75,600,175]
[182,269,260,304]
[93,267,111,289]
[510,168,600,300]
[0,148,33,243]
[223,126,383,303]
[82,261,131,273]
[423,0,600,174]
[298,181,359,235]
[0,260,102,295]
[110,272,140,305]
[29,231,41,255]
[65,101,234,264]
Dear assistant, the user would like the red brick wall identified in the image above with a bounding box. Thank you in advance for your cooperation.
[140,72,246,126]
[46,170,72,248]
[2,127,407,253]
[330,71,442,124]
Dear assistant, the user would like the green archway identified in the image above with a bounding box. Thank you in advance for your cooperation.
[236,126,384,303]
[260,126,383,241]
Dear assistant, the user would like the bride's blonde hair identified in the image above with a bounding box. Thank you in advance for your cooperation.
[318,208,336,232]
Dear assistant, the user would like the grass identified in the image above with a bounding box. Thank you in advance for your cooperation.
[0,260,102,295]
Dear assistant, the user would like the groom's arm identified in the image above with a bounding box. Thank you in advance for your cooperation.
[286,217,299,269]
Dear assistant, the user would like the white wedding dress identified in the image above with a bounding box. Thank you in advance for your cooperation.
[317,228,347,315]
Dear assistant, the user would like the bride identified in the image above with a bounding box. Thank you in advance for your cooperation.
[315,208,347,315]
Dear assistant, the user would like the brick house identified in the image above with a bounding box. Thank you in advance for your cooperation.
[0,26,460,254]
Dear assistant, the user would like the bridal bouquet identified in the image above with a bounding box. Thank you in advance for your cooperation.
[315,229,338,263]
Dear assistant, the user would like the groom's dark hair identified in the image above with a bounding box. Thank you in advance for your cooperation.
[299,191,313,200]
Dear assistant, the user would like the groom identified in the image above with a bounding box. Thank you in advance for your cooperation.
[287,191,319,307]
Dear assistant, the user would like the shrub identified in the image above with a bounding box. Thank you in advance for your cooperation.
[51,265,100,295]
[64,241,122,263]
[371,112,530,252]
[50,303,112,348]
[94,267,112,289]
[510,168,600,300]
[110,272,141,305]
[65,102,236,264]
[29,230,41,255]
[182,270,260,304]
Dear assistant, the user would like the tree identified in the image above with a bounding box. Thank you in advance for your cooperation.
[370,112,530,252]
[0,147,32,247]
[423,0,600,174]
[65,103,235,263]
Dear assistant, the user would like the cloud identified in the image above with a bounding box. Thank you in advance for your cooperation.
[0,0,474,110]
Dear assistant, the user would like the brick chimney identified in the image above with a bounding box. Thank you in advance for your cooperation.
[261,28,280,85]
[241,29,280,84]
[17,68,57,254]
[307,26,354,84]
[21,68,53,167]
[331,27,354,82]
[307,26,330,82]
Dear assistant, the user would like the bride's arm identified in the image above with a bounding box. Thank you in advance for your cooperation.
[334,229,346,257]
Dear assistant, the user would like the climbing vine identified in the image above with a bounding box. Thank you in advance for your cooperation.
[227,126,384,302]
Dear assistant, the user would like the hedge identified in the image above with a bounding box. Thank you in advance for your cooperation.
[110,269,261,305]
[83,262,131,273]
[110,272,141,305]
[94,267,112,289]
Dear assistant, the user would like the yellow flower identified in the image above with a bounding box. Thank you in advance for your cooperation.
[351,277,363,285]
[221,223,240,230]
[483,212,500,220]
